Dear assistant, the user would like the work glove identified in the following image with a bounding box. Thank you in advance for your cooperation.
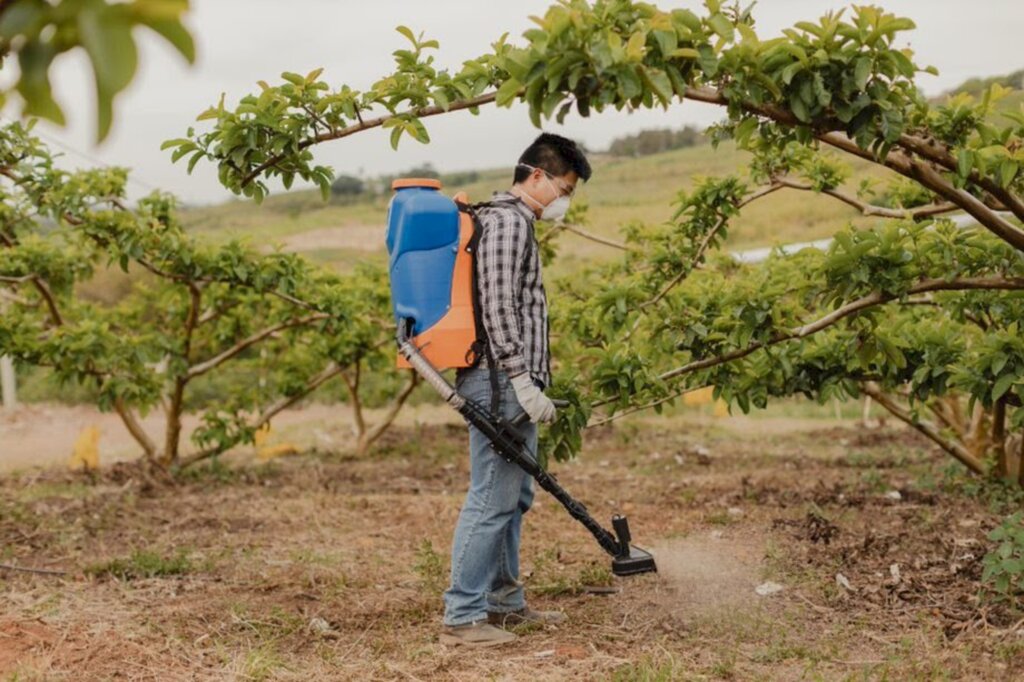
[510,373,557,424]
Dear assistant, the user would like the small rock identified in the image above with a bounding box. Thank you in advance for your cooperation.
[673,453,685,466]
[835,573,854,592]
[755,581,784,596]
[885,490,902,501]
[308,617,339,638]
[889,563,901,583]
[710,530,724,540]
[727,507,744,518]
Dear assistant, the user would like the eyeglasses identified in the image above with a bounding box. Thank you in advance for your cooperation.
[518,163,576,198]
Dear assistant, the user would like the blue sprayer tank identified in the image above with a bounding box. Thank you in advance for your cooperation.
[385,178,478,369]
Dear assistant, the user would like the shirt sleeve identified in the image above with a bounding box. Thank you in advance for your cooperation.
[476,207,530,377]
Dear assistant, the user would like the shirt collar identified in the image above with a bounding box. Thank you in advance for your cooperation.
[491,190,537,223]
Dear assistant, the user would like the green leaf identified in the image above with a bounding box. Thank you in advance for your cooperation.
[999,160,1018,188]
[78,4,138,140]
[640,67,673,107]
[626,31,647,61]
[707,13,735,41]
[389,125,403,150]
[854,56,872,90]
[670,47,700,59]
[790,93,809,123]
[159,138,191,151]
[993,374,1016,402]
[432,89,450,111]
[79,6,138,94]
[957,149,974,178]
[495,78,523,107]
[187,150,204,174]
[396,25,417,46]
[781,62,802,85]
[195,106,219,122]
[142,18,196,63]
[405,118,430,144]
[16,43,65,125]
[652,29,677,56]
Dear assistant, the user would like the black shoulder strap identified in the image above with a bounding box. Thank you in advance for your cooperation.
[457,199,518,417]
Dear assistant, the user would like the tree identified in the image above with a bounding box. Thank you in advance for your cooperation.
[166,1,1024,483]
[330,173,364,198]
[0,121,415,472]
[0,0,195,142]
[608,125,704,157]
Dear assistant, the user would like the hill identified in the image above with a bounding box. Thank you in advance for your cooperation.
[178,141,895,275]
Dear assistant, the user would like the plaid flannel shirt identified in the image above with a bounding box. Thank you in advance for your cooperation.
[475,190,551,388]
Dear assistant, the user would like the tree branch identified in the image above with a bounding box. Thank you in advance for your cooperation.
[773,177,958,220]
[896,133,1024,222]
[178,359,347,468]
[642,182,785,310]
[241,91,499,187]
[162,282,202,465]
[656,276,1024,384]
[860,382,984,474]
[560,223,633,251]
[341,359,366,441]
[114,396,158,460]
[185,313,330,379]
[680,84,1024,226]
[0,272,64,326]
[589,386,703,428]
[818,133,1024,251]
[359,370,421,451]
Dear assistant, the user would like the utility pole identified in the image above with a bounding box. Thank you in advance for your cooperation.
[1,296,15,409]
[0,355,14,410]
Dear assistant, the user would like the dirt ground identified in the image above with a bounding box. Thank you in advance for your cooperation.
[2,410,1023,681]
[0,402,462,473]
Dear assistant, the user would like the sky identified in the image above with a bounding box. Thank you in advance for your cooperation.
[4,0,1022,206]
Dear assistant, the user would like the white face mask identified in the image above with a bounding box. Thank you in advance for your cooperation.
[540,194,571,221]
[518,164,572,221]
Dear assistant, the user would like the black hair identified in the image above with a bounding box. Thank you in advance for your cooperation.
[513,132,592,184]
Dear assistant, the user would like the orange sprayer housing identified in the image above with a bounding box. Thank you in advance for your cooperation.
[393,189,478,370]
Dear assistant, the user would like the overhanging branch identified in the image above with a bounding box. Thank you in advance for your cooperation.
[860,382,984,474]
[656,276,1024,384]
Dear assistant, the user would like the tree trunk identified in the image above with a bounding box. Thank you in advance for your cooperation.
[965,402,991,462]
[992,398,1008,479]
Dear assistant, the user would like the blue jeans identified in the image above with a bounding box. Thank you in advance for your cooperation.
[442,365,537,626]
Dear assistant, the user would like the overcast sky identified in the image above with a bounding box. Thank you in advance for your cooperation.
[5,0,1022,205]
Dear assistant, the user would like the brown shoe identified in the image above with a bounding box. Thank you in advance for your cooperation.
[440,621,517,648]
[487,607,567,628]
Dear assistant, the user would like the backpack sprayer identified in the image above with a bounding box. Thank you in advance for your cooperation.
[385,178,656,577]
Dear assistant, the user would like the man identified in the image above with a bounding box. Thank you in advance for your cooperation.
[440,133,592,647]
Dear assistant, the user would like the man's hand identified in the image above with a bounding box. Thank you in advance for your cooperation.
[510,373,557,423]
